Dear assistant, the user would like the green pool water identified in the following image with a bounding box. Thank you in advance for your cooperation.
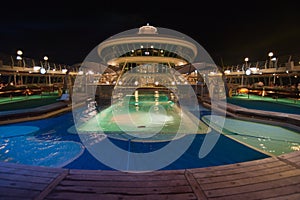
[76,94,209,141]
[202,115,300,156]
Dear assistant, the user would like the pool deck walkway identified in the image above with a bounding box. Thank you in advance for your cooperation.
[0,150,299,200]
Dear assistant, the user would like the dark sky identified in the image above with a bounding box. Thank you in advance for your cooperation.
[1,1,299,66]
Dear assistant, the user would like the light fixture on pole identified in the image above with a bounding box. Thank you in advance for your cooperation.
[17,50,23,56]
[241,57,249,86]
[40,55,48,74]
[40,67,47,74]
[245,69,251,76]
[43,56,49,62]
[16,50,23,67]
[268,52,273,68]
[271,57,277,84]
[244,57,249,65]
[43,55,49,69]
[268,52,273,57]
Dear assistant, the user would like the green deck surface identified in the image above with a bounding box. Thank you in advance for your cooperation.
[228,94,300,114]
[0,93,60,111]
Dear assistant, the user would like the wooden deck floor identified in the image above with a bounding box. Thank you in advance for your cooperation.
[0,151,299,200]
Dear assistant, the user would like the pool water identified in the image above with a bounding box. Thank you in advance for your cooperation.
[75,94,208,141]
[0,111,270,170]
[202,115,300,156]
[0,107,293,171]
[0,95,299,170]
[0,115,84,167]
[65,131,269,170]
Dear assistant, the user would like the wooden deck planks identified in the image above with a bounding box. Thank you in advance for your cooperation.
[207,184,300,200]
[185,170,208,200]
[52,184,193,195]
[59,179,189,188]
[46,192,198,200]
[204,175,300,198]
[0,151,299,199]
[187,153,300,200]
[279,150,300,168]
[195,165,297,185]
[263,193,300,200]
[46,169,196,199]
[190,158,286,179]
[0,162,67,200]
[208,167,299,187]
[0,187,41,199]
[188,157,279,173]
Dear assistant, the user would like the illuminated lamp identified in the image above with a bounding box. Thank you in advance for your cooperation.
[245,69,251,75]
[40,68,46,74]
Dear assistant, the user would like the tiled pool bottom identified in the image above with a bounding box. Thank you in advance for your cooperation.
[1,111,298,171]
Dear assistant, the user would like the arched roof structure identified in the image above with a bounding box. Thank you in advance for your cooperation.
[97,24,198,67]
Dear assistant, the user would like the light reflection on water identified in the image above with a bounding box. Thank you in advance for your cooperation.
[0,125,84,167]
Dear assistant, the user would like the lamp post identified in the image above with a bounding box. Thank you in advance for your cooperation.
[39,56,48,75]
[271,57,277,69]
[268,52,273,68]
[272,57,277,84]
[242,57,249,86]
[43,56,49,69]
[244,57,249,67]
[43,56,51,85]
[16,50,23,67]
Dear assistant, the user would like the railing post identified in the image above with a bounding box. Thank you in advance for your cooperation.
[10,56,14,68]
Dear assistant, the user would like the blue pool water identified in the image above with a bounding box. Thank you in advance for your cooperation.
[0,111,272,170]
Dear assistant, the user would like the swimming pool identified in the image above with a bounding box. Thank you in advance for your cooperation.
[1,102,299,171]
[75,94,209,141]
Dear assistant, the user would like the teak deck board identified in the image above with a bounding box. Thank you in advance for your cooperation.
[0,150,299,199]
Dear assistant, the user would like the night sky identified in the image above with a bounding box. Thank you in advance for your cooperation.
[1,1,299,66]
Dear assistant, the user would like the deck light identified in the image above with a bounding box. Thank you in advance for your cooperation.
[245,69,251,75]
[17,50,23,55]
[40,67,46,74]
